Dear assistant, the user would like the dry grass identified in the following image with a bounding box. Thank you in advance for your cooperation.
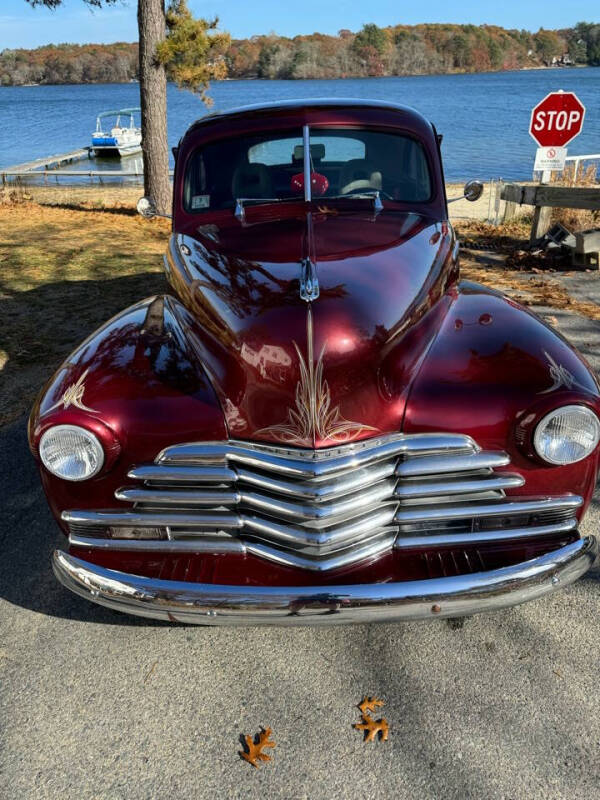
[550,163,600,231]
[1,182,142,212]
[0,200,169,427]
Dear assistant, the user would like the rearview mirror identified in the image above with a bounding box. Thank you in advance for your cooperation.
[463,180,484,202]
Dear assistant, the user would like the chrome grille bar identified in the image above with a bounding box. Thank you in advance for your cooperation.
[395,473,524,499]
[62,509,243,529]
[156,433,478,479]
[395,496,582,525]
[114,488,241,506]
[245,532,395,572]
[394,519,578,549]
[396,451,509,477]
[234,462,396,501]
[127,465,236,483]
[242,504,398,549]
[69,534,246,553]
[63,433,582,571]
[240,481,395,523]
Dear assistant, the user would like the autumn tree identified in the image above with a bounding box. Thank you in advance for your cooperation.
[10,18,600,91]
[25,0,229,216]
[226,39,262,78]
[533,28,563,63]
[573,22,600,64]
[353,23,388,56]
[156,3,229,105]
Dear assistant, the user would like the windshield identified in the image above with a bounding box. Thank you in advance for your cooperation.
[183,127,432,213]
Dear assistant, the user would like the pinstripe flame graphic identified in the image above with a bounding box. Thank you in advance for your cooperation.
[256,307,378,446]
[44,368,98,414]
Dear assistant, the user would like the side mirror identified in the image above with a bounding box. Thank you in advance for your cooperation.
[137,196,172,220]
[447,180,484,204]
[463,180,484,202]
[137,196,156,218]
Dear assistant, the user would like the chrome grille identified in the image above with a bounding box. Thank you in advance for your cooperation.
[63,433,582,571]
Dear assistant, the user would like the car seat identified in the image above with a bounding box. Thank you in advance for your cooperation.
[231,162,273,199]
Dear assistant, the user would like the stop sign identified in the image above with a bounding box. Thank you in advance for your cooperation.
[529,91,586,147]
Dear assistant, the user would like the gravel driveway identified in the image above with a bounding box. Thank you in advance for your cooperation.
[1,303,599,800]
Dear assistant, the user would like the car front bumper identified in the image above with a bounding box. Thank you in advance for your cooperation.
[53,536,597,626]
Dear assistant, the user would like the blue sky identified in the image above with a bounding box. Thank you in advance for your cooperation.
[1,0,598,50]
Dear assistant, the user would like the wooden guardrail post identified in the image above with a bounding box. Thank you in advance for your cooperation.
[530,205,553,244]
[504,197,518,222]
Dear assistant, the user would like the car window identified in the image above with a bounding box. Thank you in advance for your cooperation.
[248,137,304,166]
[248,136,365,165]
[183,127,432,213]
[308,136,365,162]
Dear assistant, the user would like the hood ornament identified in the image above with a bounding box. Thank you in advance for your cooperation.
[298,124,320,304]
[300,257,319,302]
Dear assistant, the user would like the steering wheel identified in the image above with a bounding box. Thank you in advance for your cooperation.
[340,179,378,195]
[340,182,393,200]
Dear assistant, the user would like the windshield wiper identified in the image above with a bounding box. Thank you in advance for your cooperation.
[234,196,299,222]
[234,189,390,223]
[322,190,390,213]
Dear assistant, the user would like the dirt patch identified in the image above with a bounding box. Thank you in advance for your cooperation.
[460,261,600,321]
[455,219,600,322]
[454,219,531,252]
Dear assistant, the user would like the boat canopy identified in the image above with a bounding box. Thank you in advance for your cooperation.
[95,108,141,130]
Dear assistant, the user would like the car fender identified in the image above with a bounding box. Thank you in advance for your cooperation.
[28,295,227,527]
[403,281,600,511]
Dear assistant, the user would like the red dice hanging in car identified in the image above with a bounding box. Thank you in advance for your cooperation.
[291,171,329,196]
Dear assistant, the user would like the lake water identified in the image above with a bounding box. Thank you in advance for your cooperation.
[0,68,599,181]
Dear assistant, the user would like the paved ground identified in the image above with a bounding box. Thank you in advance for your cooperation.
[2,303,600,800]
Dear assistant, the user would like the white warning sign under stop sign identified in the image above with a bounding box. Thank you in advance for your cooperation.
[534,146,568,173]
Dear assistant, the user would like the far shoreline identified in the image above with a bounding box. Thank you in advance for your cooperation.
[1,63,595,89]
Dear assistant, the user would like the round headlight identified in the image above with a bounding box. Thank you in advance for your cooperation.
[534,405,600,465]
[39,424,104,481]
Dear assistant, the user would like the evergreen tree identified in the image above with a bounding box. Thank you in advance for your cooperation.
[25,0,229,215]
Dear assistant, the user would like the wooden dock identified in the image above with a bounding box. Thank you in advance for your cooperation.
[0,147,175,185]
[1,168,173,186]
[1,147,92,178]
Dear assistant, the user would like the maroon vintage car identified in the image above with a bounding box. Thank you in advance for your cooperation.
[29,99,599,624]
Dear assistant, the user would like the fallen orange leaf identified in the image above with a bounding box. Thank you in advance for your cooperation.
[354,712,389,743]
[358,695,384,715]
[240,727,276,768]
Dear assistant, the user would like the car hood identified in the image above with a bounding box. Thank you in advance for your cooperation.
[172,208,454,447]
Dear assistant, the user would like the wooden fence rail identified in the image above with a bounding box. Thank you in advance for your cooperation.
[501,184,600,244]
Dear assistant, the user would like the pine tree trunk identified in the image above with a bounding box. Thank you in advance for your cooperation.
[138,0,171,216]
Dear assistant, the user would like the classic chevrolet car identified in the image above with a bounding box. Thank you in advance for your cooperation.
[29,99,599,624]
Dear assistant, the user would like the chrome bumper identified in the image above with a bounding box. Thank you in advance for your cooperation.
[52,536,597,626]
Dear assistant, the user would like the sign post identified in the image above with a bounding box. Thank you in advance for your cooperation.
[529,90,586,183]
